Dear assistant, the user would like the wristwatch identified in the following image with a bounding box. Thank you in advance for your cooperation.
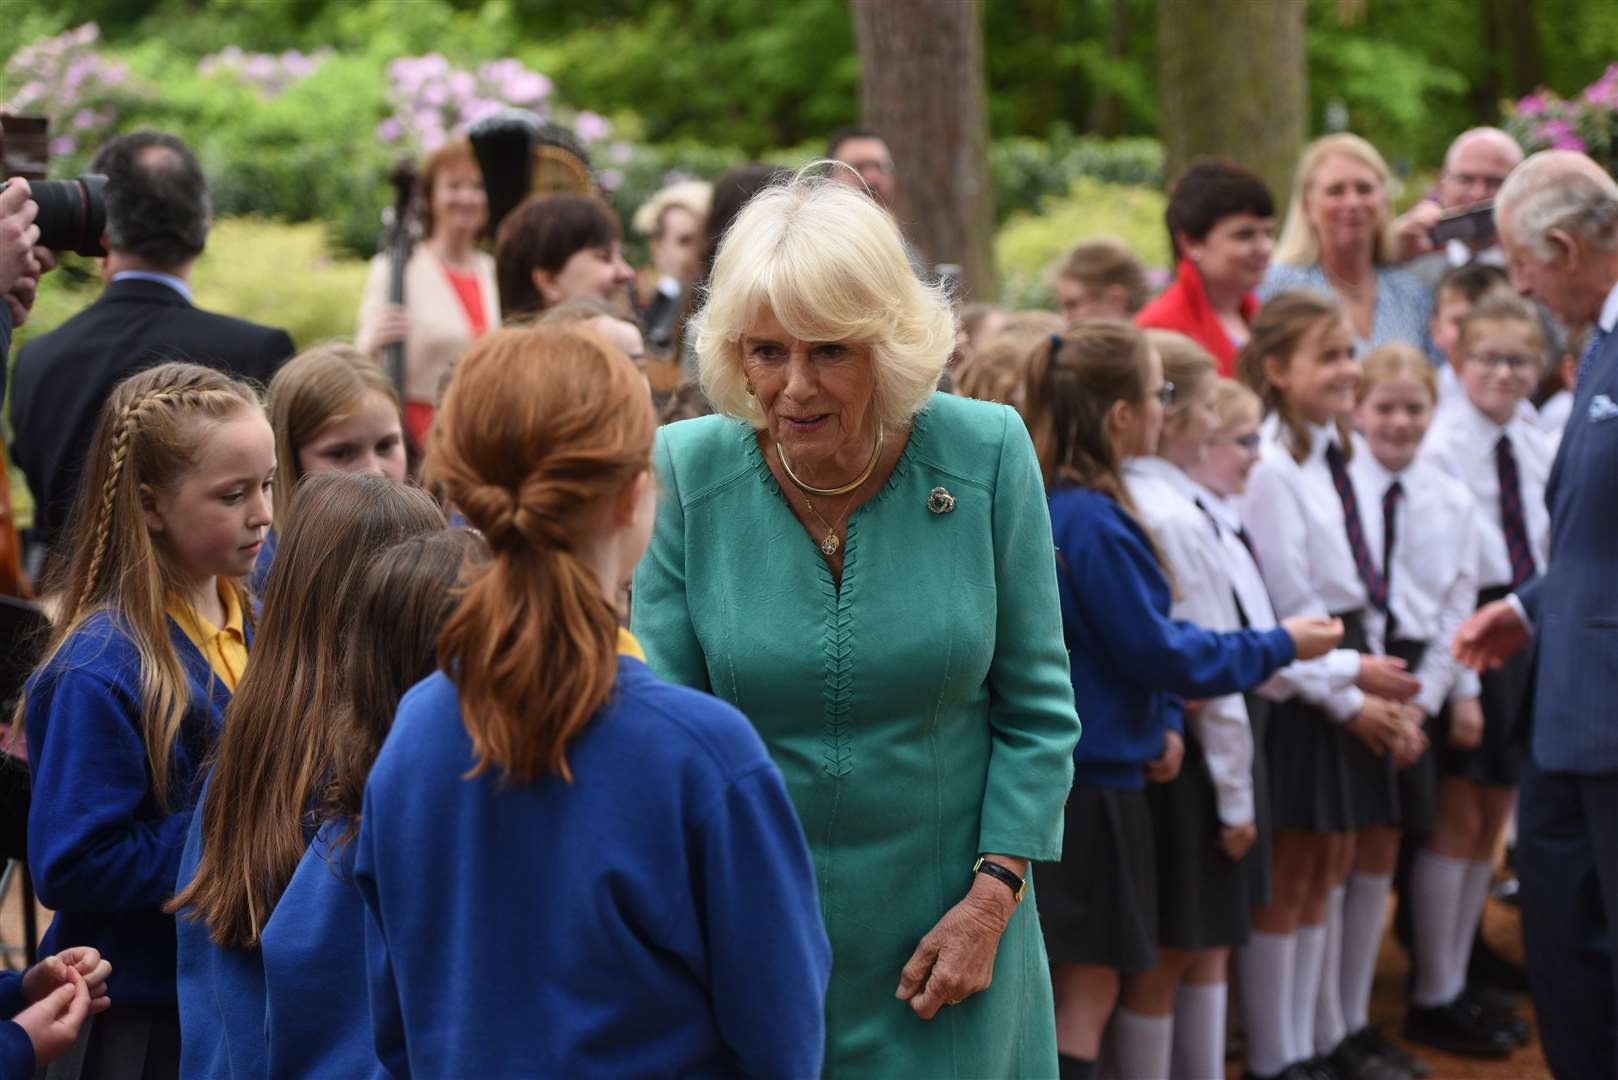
[973,856,1027,903]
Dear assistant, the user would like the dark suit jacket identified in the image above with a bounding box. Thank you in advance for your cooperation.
[6,278,294,551]
[1518,320,1618,774]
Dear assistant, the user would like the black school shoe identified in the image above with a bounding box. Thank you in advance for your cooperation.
[1348,1027,1429,1078]
[1460,986,1532,1046]
[1328,1035,1413,1080]
[1402,998,1517,1058]
[1469,936,1530,993]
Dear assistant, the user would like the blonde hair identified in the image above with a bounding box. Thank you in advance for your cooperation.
[1237,289,1355,463]
[1274,133,1398,267]
[265,345,402,533]
[955,326,1049,409]
[1051,238,1149,314]
[1356,342,1437,404]
[692,170,955,428]
[1456,294,1548,360]
[22,363,264,806]
[1210,378,1263,429]
[1144,329,1217,434]
[631,179,712,238]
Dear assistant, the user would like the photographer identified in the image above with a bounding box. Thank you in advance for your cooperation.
[1391,127,1524,289]
[8,131,295,558]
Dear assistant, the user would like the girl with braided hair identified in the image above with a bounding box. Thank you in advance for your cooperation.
[353,324,830,1077]
[19,361,275,1079]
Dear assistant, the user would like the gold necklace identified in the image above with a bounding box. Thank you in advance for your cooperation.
[801,490,857,556]
[776,424,885,497]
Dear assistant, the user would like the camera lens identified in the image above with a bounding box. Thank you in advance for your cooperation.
[24,176,108,257]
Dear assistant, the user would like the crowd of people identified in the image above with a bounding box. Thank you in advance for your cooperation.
[0,112,1613,1080]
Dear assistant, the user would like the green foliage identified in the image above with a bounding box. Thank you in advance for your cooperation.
[994,177,1168,311]
[1306,30,1468,173]
[992,128,1163,225]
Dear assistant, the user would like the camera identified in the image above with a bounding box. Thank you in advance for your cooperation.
[0,113,108,256]
[1429,201,1495,247]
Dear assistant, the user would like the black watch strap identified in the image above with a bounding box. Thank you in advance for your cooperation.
[973,856,1027,903]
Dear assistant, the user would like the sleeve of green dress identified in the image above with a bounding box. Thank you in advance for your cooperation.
[631,429,712,692]
[976,408,1081,862]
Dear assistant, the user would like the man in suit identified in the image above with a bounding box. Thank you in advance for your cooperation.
[8,131,294,557]
[1456,150,1618,1080]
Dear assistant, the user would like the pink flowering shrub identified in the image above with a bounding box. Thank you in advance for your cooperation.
[1,23,149,164]
[1504,63,1618,165]
[198,46,333,99]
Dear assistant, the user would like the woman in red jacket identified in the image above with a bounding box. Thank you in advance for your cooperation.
[1136,159,1276,377]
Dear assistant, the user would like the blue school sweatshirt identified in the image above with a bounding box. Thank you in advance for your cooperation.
[354,656,832,1079]
[1049,485,1295,788]
[0,973,31,1079]
[247,527,278,596]
[25,611,231,1006]
[173,775,269,1080]
[260,820,380,1079]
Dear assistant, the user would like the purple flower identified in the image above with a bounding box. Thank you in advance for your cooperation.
[608,140,634,164]
[599,168,624,192]
[448,71,475,99]
[1552,131,1588,152]
[421,129,446,152]
[421,82,449,107]
[501,70,551,105]
[459,98,503,126]
[73,23,99,45]
[377,117,404,143]
[49,135,77,157]
[574,110,610,142]
[1515,92,1548,117]
[72,109,97,130]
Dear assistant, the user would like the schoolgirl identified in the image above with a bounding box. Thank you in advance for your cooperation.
[1410,295,1552,1056]
[353,325,831,1077]
[1120,330,1271,1079]
[251,345,410,593]
[1236,291,1428,1080]
[258,528,482,1078]
[1020,321,1340,1080]
[22,362,275,1079]
[168,472,443,1077]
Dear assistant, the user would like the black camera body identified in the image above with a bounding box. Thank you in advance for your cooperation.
[0,113,109,256]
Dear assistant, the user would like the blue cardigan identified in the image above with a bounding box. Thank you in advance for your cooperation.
[1050,486,1295,787]
[0,973,31,1080]
[173,775,269,1079]
[260,821,381,1079]
[354,658,831,1078]
[25,611,231,1005]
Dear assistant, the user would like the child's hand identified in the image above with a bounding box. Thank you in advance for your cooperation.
[1145,730,1184,784]
[21,948,111,1015]
[15,967,89,1067]
[1346,696,1408,756]
[1220,822,1257,862]
[1281,615,1344,661]
[1448,696,1484,750]
[1390,706,1429,770]
[1355,655,1421,702]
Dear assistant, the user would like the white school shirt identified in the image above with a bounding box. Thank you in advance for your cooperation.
[1195,482,1363,717]
[1419,397,1552,591]
[1124,457,1254,827]
[1347,447,1484,716]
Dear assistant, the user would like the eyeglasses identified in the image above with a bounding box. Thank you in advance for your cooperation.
[1445,170,1509,193]
[1155,381,1177,407]
[1468,351,1540,373]
[1212,432,1262,451]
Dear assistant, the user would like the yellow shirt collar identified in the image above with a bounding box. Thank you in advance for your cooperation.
[168,581,248,692]
[616,626,646,661]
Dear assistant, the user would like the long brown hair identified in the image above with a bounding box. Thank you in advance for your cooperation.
[321,529,486,854]
[265,345,404,533]
[20,362,263,806]
[429,324,654,783]
[1236,290,1353,463]
[169,472,444,947]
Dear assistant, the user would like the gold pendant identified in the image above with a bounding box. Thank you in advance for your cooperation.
[820,533,841,556]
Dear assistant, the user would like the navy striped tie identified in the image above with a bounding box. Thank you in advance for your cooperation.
[1383,480,1403,639]
[1325,441,1387,610]
[1495,434,1536,589]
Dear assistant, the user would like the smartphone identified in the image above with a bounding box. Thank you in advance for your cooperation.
[1430,202,1496,246]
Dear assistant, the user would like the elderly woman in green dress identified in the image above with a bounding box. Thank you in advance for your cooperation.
[631,174,1081,1075]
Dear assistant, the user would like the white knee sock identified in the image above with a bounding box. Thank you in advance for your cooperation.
[1410,850,1468,1007]
[1237,930,1296,1077]
[1340,871,1392,1032]
[1451,859,1495,998]
[1172,981,1227,1080]
[1292,922,1327,1062]
[1111,1005,1173,1080]
[1313,887,1346,1055]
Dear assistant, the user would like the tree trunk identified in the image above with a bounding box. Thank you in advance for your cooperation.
[1156,0,1308,207]
[850,0,997,301]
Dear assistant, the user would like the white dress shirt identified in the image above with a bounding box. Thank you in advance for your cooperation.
[1348,445,1483,716]
[1125,457,1255,827]
[1419,397,1552,590]
[1196,482,1364,722]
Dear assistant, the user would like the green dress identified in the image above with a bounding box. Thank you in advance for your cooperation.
[632,392,1080,1078]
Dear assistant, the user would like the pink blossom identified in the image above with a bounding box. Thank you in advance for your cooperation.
[599,168,624,192]
[73,23,99,45]
[501,70,551,105]
[574,110,610,142]
[608,141,634,164]
[448,71,476,99]
[377,118,404,143]
[49,135,77,157]
[421,81,449,107]
[1515,92,1548,117]
[72,109,97,130]
[459,99,503,126]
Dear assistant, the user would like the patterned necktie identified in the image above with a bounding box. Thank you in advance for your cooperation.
[1495,434,1536,589]
[1578,323,1610,390]
[1382,480,1403,638]
[1324,441,1387,610]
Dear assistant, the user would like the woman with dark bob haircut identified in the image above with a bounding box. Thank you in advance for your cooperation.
[1136,158,1276,377]
[493,192,634,322]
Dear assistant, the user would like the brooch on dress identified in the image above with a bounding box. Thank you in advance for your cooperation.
[928,486,956,514]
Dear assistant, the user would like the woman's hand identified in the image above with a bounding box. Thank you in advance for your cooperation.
[1356,654,1421,702]
[1145,730,1184,784]
[367,304,410,352]
[895,857,1023,1019]
[1448,696,1484,750]
[21,948,111,1015]
[1281,616,1344,661]
[1220,822,1257,862]
[15,967,90,1067]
